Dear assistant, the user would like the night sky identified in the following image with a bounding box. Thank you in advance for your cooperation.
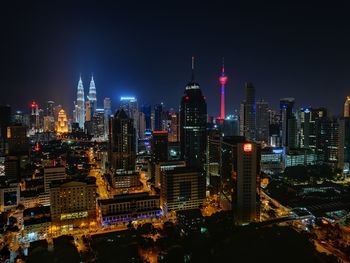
[1,1,349,116]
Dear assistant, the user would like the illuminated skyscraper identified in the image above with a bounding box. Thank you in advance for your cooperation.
[256,99,269,143]
[316,116,339,166]
[168,111,179,142]
[88,75,97,116]
[30,101,39,132]
[109,109,136,171]
[75,76,85,128]
[217,59,228,124]
[104,98,112,139]
[44,101,55,132]
[299,107,327,150]
[0,105,11,153]
[92,109,105,139]
[180,57,207,168]
[234,142,260,224]
[120,97,139,139]
[56,109,68,134]
[344,96,350,117]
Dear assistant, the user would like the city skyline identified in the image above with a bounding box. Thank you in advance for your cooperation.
[1,1,349,116]
[2,2,350,261]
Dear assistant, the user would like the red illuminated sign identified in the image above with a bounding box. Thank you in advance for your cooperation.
[153,131,168,135]
[243,143,252,152]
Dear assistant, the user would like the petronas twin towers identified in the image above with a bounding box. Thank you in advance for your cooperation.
[74,75,97,128]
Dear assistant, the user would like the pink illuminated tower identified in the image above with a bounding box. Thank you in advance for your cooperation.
[218,58,228,124]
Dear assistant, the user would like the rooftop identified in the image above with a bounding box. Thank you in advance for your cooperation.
[99,192,159,205]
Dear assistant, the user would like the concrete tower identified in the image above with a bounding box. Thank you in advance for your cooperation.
[217,58,228,124]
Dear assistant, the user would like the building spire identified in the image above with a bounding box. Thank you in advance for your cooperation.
[191,56,195,82]
[222,57,225,75]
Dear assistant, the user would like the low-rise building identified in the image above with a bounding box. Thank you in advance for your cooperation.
[176,208,204,234]
[23,206,51,240]
[0,182,20,212]
[111,170,141,189]
[284,149,317,168]
[20,192,50,208]
[160,167,205,215]
[99,192,161,225]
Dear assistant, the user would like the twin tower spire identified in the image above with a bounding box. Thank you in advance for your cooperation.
[77,74,96,103]
[75,74,97,128]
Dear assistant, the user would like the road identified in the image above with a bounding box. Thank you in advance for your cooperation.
[314,240,349,262]
[90,168,110,199]
[88,148,110,199]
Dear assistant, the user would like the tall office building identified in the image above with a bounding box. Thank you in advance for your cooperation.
[120,97,138,118]
[299,107,328,150]
[43,116,55,132]
[222,115,239,136]
[160,167,206,215]
[104,98,112,139]
[12,110,29,127]
[256,99,269,143]
[85,101,92,122]
[30,101,40,132]
[288,116,298,148]
[316,116,339,165]
[234,142,260,224]
[141,105,152,130]
[46,101,55,118]
[45,100,55,131]
[0,105,11,153]
[88,75,97,116]
[44,102,55,132]
[154,104,164,131]
[120,97,139,139]
[50,177,97,228]
[268,109,281,147]
[240,83,256,140]
[6,124,28,155]
[344,96,350,117]
[138,111,146,139]
[152,131,168,162]
[92,109,105,139]
[180,57,207,168]
[168,111,179,142]
[44,166,67,193]
[75,76,85,128]
[338,117,350,174]
[280,98,295,147]
[109,109,136,171]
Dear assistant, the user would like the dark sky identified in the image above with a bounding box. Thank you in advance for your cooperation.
[1,0,349,116]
